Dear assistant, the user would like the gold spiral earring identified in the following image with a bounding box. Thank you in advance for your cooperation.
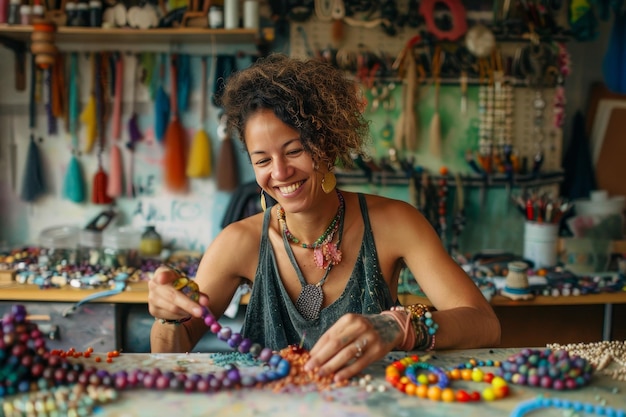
[321,171,337,194]
[260,190,267,212]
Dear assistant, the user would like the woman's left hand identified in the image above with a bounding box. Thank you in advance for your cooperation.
[303,313,403,382]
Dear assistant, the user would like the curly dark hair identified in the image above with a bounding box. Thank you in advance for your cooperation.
[217,54,370,168]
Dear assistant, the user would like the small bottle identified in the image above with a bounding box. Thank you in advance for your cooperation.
[75,1,88,26]
[208,5,223,28]
[1,0,11,23]
[65,1,77,25]
[139,225,162,258]
[88,0,101,27]
[7,0,20,24]
[19,3,30,24]
[31,0,44,22]
[223,0,238,29]
[243,0,258,30]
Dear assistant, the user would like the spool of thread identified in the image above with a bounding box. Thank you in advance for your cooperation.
[224,0,238,29]
[243,0,258,30]
[30,20,58,69]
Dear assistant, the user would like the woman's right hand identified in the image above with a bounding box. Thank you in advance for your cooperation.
[147,266,210,322]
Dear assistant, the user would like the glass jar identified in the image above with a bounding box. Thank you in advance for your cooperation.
[102,226,141,268]
[39,225,80,266]
[139,226,162,258]
[77,229,103,266]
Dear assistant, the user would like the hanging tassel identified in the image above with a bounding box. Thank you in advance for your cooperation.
[92,166,113,204]
[155,54,170,142]
[107,144,124,198]
[187,56,212,178]
[429,45,443,158]
[63,154,85,203]
[163,55,188,193]
[216,115,238,191]
[20,135,46,203]
[429,112,442,158]
[187,129,212,177]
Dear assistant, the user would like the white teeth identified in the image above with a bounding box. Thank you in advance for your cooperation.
[279,182,303,194]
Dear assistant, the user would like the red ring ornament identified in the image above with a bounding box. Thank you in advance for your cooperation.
[419,0,468,41]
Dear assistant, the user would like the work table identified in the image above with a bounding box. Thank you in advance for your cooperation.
[26,347,626,417]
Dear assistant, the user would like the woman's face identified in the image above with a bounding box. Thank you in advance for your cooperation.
[245,109,325,212]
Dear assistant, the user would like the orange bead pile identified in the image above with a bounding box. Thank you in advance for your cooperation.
[49,347,121,364]
[385,355,510,402]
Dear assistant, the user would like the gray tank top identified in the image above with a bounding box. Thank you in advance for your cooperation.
[240,193,395,350]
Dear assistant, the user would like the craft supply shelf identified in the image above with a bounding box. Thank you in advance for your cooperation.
[0,25,259,45]
[336,169,565,188]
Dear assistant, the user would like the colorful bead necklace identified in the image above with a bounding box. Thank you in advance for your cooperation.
[276,189,345,270]
[0,299,342,414]
[385,355,510,402]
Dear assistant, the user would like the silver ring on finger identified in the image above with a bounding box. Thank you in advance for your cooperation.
[354,338,368,359]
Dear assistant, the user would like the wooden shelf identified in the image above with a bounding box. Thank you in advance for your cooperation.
[0,280,252,305]
[0,25,259,45]
[399,292,626,307]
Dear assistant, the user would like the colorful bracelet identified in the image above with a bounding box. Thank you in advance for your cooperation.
[386,355,509,402]
[380,310,416,351]
[391,304,439,351]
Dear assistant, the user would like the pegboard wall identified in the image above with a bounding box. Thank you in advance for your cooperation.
[288,10,565,176]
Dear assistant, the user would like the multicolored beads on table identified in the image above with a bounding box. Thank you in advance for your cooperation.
[385,354,510,402]
[510,396,626,417]
[1,301,343,416]
[495,348,594,390]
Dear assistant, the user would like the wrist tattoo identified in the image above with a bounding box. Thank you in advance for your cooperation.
[365,314,402,345]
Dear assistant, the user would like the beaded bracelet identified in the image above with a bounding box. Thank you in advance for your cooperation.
[390,304,439,351]
[385,355,510,402]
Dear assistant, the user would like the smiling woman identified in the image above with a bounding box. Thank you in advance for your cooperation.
[148,53,501,384]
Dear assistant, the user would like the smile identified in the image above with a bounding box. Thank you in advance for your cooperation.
[278,181,304,194]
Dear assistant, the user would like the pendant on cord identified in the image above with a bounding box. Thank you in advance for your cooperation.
[296,283,324,321]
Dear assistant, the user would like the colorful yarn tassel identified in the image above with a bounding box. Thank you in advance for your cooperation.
[163,120,188,192]
[92,166,113,204]
[186,128,212,178]
[63,155,85,203]
[107,144,123,198]
[20,135,46,203]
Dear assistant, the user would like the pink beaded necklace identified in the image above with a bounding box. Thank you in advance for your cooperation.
[276,189,345,270]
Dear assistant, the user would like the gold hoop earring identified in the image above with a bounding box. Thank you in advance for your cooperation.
[321,171,336,194]
[260,190,267,212]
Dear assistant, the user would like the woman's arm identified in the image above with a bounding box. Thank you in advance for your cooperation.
[374,198,501,348]
[148,217,262,353]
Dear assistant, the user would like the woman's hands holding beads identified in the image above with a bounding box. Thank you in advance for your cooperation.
[304,313,403,382]
[148,266,210,323]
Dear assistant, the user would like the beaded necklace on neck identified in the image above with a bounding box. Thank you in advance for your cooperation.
[276,190,345,270]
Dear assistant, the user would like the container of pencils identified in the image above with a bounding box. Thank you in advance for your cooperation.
[523,221,558,269]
